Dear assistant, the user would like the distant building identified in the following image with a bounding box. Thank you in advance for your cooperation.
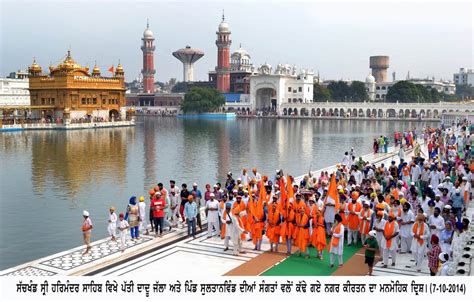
[0,74,30,106]
[126,92,184,107]
[28,51,126,120]
[250,63,314,113]
[453,68,474,86]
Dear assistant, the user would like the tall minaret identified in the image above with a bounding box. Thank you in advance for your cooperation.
[141,19,156,93]
[215,11,231,93]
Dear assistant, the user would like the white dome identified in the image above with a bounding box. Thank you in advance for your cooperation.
[218,21,230,33]
[366,74,375,83]
[231,47,250,59]
[143,28,154,39]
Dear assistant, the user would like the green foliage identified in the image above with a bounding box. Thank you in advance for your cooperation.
[349,81,369,102]
[171,81,188,93]
[324,81,368,102]
[181,87,225,113]
[455,84,474,98]
[386,80,440,103]
[313,83,331,101]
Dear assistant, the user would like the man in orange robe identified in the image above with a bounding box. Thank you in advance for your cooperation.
[293,204,310,258]
[346,191,362,246]
[232,196,248,241]
[249,187,266,251]
[266,195,282,252]
[310,203,326,259]
[359,200,374,244]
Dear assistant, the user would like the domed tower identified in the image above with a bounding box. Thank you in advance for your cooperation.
[28,58,42,77]
[115,62,124,78]
[141,19,156,93]
[230,44,252,72]
[215,11,231,93]
[92,62,101,77]
[365,73,376,101]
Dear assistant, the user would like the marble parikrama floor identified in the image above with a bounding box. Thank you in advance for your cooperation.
[1,140,429,277]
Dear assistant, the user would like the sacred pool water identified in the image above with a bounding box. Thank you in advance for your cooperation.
[0,117,436,269]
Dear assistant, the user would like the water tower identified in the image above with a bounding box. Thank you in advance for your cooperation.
[369,55,390,83]
[172,46,204,82]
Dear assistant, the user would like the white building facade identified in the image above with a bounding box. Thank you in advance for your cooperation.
[0,77,30,106]
[365,78,456,102]
[453,68,474,86]
[249,63,313,114]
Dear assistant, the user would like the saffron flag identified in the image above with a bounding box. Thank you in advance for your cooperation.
[325,174,340,211]
[108,65,114,73]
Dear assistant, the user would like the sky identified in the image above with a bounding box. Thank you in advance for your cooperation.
[0,0,472,83]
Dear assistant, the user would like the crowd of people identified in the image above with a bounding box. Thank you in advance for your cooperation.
[81,121,473,276]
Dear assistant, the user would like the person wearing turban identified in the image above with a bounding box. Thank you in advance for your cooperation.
[107,206,117,241]
[381,211,399,268]
[427,234,442,276]
[373,210,386,258]
[125,196,140,240]
[81,210,93,255]
[411,214,429,272]
[399,202,415,254]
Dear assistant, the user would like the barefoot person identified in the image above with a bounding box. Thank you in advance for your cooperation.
[107,207,117,241]
[364,230,378,276]
[381,212,399,268]
[329,214,345,268]
[118,213,129,252]
[82,210,93,255]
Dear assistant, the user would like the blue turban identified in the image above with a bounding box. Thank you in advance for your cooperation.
[455,221,464,231]
[428,200,435,206]
[129,196,137,205]
[225,202,232,208]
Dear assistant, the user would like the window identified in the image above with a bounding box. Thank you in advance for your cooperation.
[376,94,380,98]
[382,86,386,90]
[288,87,291,92]
[298,87,302,92]
[93,98,97,105]
[82,98,86,105]
[288,98,291,102]
[41,98,45,105]
[376,86,380,90]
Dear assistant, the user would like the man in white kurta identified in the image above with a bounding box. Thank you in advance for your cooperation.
[138,197,147,234]
[373,211,386,257]
[324,194,336,235]
[381,212,399,267]
[428,207,445,239]
[206,193,220,237]
[398,203,414,253]
[411,214,429,272]
[168,188,180,228]
[108,207,117,241]
[329,214,345,267]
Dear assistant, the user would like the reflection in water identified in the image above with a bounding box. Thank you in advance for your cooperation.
[30,129,131,200]
[0,117,435,269]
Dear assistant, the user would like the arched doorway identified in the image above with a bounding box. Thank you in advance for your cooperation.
[255,87,277,113]
[399,109,404,118]
[340,108,345,117]
[322,108,327,116]
[404,109,410,118]
[378,109,383,118]
[109,109,120,120]
[334,108,339,116]
[311,108,316,116]
[352,108,357,117]
[358,109,364,117]
[366,109,371,117]
[419,109,425,118]
[433,109,439,118]
[329,108,334,116]
[426,109,432,118]
[316,108,321,116]
[411,109,417,118]
[372,108,377,117]
[288,108,293,115]
[283,108,288,116]
[386,109,396,118]
[293,108,298,116]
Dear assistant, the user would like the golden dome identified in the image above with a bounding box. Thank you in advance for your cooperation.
[28,57,42,74]
[92,63,101,76]
[49,50,89,76]
[116,63,124,72]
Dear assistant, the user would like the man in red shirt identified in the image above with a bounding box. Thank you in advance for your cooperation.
[151,191,167,237]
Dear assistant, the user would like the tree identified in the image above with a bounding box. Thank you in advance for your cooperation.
[171,81,188,93]
[181,87,225,113]
[313,83,331,101]
[386,81,426,103]
[327,81,351,101]
[349,81,368,102]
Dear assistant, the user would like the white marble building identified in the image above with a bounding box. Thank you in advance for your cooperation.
[0,76,30,106]
[453,68,474,86]
[249,63,313,113]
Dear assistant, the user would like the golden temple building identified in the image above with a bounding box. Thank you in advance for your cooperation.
[28,50,126,120]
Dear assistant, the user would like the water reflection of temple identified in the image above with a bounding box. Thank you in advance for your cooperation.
[30,128,131,197]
